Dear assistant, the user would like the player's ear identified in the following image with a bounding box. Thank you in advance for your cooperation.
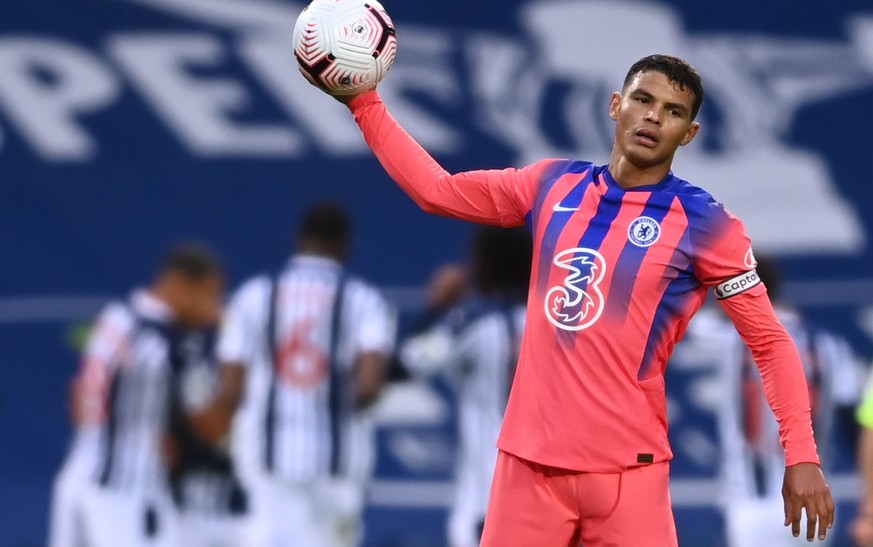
[608,92,621,121]
[680,121,700,146]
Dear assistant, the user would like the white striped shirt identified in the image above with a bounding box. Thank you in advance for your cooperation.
[67,290,174,497]
[218,255,396,482]
[716,304,862,499]
[401,298,525,519]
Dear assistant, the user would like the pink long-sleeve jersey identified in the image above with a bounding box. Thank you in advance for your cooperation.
[349,90,819,473]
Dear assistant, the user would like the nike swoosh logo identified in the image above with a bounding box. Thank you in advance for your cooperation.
[553,203,579,212]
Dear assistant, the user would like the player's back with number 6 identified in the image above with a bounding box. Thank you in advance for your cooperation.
[194,202,396,547]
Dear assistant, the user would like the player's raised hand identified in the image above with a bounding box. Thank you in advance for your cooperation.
[293,0,397,98]
[331,90,369,106]
[782,462,835,541]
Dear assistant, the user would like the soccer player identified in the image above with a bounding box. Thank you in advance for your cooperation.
[48,243,224,547]
[716,257,861,546]
[192,202,395,547]
[851,373,873,547]
[400,226,531,547]
[165,325,248,547]
[316,54,834,545]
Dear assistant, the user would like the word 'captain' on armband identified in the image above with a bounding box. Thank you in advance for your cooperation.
[714,270,761,300]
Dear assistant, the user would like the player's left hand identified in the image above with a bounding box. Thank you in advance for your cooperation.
[782,462,835,542]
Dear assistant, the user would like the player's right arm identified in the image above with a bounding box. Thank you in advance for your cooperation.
[343,90,557,226]
[188,279,263,444]
[70,304,132,426]
[350,283,397,409]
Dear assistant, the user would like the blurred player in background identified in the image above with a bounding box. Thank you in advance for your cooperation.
[399,226,531,547]
[166,324,248,547]
[321,53,833,545]
[717,256,863,546]
[852,372,873,547]
[48,243,224,547]
[191,202,395,547]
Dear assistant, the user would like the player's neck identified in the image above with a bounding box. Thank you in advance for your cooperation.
[607,154,672,189]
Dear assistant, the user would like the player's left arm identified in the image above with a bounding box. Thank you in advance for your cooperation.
[351,286,397,409]
[719,292,835,541]
[693,205,834,541]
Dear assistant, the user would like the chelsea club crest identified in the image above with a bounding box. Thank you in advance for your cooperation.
[628,216,661,247]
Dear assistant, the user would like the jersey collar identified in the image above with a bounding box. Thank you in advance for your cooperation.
[130,289,174,323]
[599,164,676,192]
[289,254,343,271]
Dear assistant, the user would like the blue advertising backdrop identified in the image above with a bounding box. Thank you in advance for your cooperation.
[2,0,873,545]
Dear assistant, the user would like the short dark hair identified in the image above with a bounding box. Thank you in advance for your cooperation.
[472,226,532,296]
[160,241,223,281]
[298,201,352,247]
[623,54,704,120]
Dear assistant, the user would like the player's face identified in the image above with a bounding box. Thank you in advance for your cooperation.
[178,275,224,327]
[609,70,700,170]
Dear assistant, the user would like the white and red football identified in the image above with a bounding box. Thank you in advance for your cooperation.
[293,0,398,96]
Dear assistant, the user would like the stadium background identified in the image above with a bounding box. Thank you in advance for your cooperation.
[2,0,872,544]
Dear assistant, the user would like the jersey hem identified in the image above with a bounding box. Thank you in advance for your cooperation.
[496,444,673,474]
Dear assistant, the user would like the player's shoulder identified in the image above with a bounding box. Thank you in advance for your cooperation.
[87,299,137,348]
[231,273,274,308]
[342,273,389,306]
[558,158,597,172]
[95,299,136,331]
[238,273,273,294]
[343,272,372,290]
[668,175,739,223]
[529,158,598,181]
[545,159,598,177]
[668,175,718,203]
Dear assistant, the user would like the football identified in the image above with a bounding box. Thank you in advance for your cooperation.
[293,0,398,96]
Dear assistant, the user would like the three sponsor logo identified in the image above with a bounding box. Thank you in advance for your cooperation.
[542,215,661,331]
[544,248,606,331]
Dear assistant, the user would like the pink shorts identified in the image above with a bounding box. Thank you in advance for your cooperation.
[480,450,678,547]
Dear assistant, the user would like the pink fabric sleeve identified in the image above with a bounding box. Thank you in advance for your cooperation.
[692,207,760,289]
[348,90,554,226]
[719,291,821,467]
